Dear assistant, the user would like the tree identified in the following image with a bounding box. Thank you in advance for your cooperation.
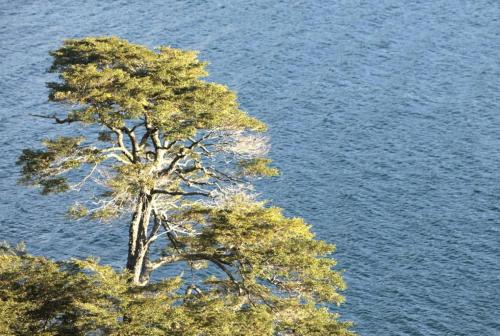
[16,37,354,334]
[18,36,276,284]
[0,243,353,335]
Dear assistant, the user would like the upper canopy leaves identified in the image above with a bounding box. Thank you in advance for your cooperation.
[48,36,265,135]
[19,37,277,215]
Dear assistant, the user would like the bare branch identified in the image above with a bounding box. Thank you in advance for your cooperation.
[139,129,151,149]
[105,127,134,163]
[120,127,140,161]
[70,163,98,191]
[210,257,238,284]
[146,207,164,245]
[176,172,215,186]
[147,252,233,271]
[151,189,211,197]
[102,153,133,164]
[30,113,77,124]
[159,133,214,177]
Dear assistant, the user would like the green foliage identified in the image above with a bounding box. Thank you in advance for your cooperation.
[67,204,88,219]
[47,36,264,135]
[0,244,353,335]
[239,157,279,176]
[178,196,346,305]
[17,136,99,194]
[14,36,354,334]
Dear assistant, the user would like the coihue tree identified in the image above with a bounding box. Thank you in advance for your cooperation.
[16,37,354,335]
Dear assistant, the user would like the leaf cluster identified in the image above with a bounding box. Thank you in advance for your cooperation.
[16,136,99,194]
[0,225,353,335]
[47,36,265,136]
[177,197,346,305]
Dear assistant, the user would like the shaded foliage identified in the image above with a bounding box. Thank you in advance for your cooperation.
[0,243,353,335]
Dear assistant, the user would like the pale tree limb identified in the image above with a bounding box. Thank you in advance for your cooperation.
[109,127,134,162]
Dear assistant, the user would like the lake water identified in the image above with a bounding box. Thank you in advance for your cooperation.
[1,1,499,335]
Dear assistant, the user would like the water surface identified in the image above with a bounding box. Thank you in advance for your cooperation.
[1,1,499,335]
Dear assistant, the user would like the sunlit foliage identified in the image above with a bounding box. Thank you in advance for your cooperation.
[14,37,354,334]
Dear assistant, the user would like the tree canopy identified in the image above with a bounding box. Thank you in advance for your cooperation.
[14,37,355,335]
[18,36,279,284]
[0,243,353,335]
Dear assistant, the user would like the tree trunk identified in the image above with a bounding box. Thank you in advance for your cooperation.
[127,191,153,285]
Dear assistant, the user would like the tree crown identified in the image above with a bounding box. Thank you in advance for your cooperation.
[14,37,354,335]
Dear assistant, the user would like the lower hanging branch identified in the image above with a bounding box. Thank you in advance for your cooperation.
[146,252,233,272]
[151,189,211,197]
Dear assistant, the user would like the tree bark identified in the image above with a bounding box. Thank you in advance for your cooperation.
[127,191,153,285]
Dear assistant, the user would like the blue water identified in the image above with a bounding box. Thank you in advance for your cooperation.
[1,1,499,335]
